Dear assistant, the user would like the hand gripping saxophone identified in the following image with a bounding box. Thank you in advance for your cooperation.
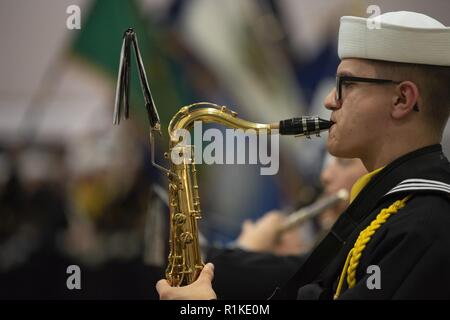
[113,29,333,286]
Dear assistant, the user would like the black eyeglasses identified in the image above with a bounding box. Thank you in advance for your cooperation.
[335,75,420,111]
[335,75,401,101]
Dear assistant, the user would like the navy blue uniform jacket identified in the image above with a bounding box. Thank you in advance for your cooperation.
[275,144,450,299]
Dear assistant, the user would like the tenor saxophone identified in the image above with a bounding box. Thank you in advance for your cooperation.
[112,28,332,287]
[164,102,331,286]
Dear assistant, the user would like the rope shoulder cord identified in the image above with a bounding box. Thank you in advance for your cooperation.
[334,195,412,299]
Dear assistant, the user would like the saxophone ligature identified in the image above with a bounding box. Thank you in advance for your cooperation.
[113,28,333,286]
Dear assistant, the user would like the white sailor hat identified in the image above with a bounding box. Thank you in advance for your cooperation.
[338,11,450,66]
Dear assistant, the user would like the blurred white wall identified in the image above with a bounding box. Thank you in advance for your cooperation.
[0,0,173,144]
[1,0,449,145]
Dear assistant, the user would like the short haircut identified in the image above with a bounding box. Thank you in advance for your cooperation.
[369,60,450,136]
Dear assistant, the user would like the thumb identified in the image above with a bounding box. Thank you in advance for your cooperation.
[156,278,171,294]
[197,263,214,283]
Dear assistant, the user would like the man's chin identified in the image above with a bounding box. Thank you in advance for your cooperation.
[326,141,340,156]
[326,144,349,158]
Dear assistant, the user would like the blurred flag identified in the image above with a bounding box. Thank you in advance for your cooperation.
[70,0,192,130]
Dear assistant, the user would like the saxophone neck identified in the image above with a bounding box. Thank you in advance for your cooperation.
[168,102,333,143]
[168,102,275,143]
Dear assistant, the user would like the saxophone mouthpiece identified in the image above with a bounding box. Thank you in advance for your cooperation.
[278,117,333,137]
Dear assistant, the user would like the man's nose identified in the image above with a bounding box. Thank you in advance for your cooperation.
[324,89,339,111]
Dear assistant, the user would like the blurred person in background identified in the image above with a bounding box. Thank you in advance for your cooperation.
[234,156,367,256]
[206,156,366,299]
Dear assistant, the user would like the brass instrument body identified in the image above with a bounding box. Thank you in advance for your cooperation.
[165,145,203,286]
[165,102,275,286]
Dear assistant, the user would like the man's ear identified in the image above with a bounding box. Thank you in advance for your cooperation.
[391,81,420,119]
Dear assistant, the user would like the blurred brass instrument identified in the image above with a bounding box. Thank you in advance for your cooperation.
[277,189,349,234]
[113,29,332,286]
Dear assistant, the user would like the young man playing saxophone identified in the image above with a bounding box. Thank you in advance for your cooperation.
[157,11,450,300]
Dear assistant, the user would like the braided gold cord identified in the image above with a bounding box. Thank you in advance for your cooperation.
[334,195,411,299]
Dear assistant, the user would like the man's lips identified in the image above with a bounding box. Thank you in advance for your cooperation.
[329,119,336,134]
